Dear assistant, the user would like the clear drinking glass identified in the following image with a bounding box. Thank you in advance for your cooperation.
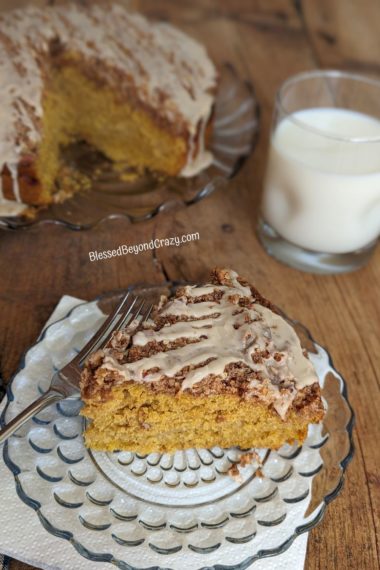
[257,70,380,274]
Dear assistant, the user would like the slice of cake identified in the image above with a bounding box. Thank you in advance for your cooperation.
[80,269,325,453]
[0,3,217,215]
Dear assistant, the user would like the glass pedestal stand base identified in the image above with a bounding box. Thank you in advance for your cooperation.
[257,217,377,274]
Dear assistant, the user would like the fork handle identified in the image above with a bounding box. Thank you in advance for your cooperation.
[0,389,64,445]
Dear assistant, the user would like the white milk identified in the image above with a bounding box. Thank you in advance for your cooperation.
[262,108,380,253]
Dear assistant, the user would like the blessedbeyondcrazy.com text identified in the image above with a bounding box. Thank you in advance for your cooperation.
[88,232,200,262]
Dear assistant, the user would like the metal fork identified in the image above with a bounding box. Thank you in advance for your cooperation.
[0,293,153,445]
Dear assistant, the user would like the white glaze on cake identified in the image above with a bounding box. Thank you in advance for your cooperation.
[101,270,319,419]
[0,3,217,213]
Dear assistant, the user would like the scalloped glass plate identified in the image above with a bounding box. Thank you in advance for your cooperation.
[0,63,259,231]
[1,283,354,569]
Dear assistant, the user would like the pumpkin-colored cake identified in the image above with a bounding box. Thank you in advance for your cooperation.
[0,3,217,215]
[80,269,325,454]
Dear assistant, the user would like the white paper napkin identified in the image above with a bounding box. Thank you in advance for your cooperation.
[0,295,309,570]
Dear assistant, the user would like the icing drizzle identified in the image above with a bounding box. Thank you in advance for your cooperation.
[101,270,319,419]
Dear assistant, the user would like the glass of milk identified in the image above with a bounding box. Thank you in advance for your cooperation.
[258,70,380,273]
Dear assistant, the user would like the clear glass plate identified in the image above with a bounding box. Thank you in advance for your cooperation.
[0,64,259,231]
[1,283,354,569]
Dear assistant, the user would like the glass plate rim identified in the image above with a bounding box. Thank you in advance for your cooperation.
[1,282,355,569]
[0,62,260,233]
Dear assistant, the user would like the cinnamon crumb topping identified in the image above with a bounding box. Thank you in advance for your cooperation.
[80,269,323,424]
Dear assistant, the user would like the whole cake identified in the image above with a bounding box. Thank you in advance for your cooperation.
[80,269,325,453]
[0,3,217,215]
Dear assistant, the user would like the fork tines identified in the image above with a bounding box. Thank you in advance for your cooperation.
[76,293,153,368]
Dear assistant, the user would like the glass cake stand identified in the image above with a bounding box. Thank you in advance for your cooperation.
[0,64,259,231]
[1,282,354,569]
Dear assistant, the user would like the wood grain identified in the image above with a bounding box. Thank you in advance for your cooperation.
[1,1,379,569]
[302,0,380,74]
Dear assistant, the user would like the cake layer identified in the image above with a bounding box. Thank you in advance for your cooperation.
[0,3,217,213]
[83,383,319,454]
[81,269,325,453]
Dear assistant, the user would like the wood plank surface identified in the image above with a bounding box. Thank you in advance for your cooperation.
[302,0,380,74]
[0,1,379,569]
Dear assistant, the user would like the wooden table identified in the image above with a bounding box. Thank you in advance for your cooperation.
[0,1,379,569]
